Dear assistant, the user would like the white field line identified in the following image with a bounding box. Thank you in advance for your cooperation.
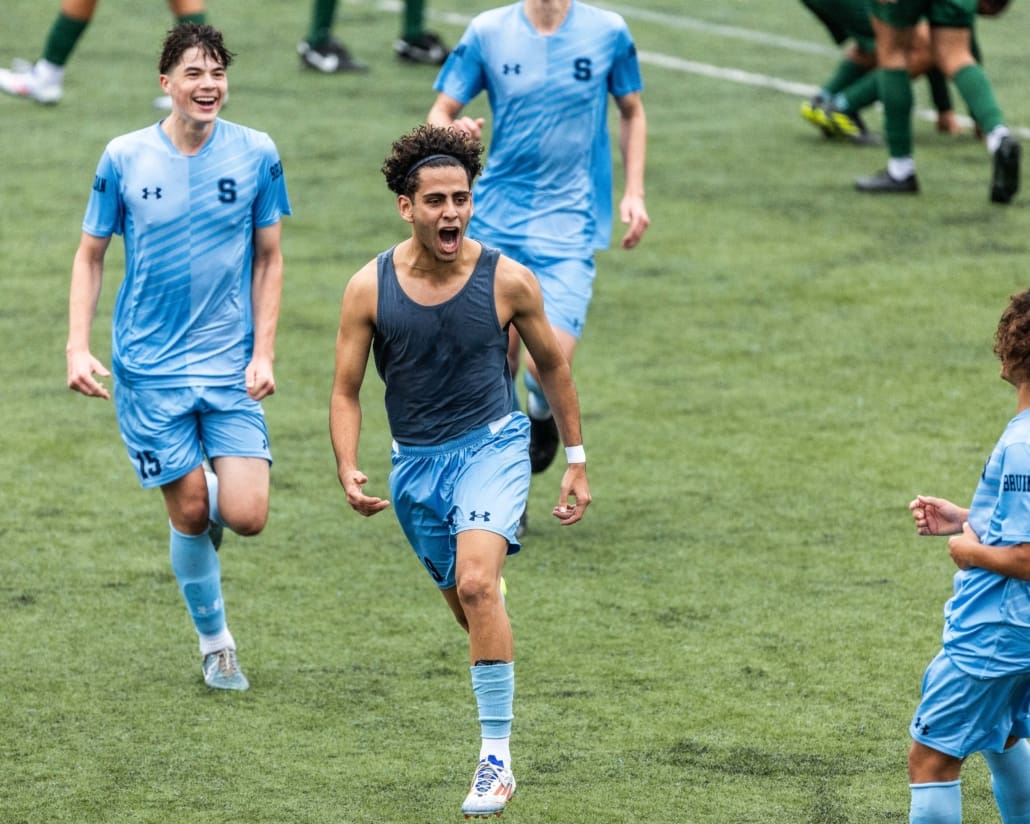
[359,0,1029,138]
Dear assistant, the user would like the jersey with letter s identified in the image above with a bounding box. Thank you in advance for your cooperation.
[83,119,291,388]
[433,1,642,256]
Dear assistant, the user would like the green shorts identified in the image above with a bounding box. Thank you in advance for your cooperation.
[868,0,976,28]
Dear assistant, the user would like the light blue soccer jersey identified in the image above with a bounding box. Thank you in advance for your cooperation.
[944,408,1030,677]
[433,1,642,256]
[83,119,291,388]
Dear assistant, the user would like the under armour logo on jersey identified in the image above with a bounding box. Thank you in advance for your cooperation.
[141,187,163,200]
[468,511,491,522]
[502,64,521,75]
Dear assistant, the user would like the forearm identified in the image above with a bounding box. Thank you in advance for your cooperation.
[619,106,647,199]
[329,391,363,479]
[67,251,103,352]
[250,252,283,363]
[959,541,1030,580]
[536,362,583,448]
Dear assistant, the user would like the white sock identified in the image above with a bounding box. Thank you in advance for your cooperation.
[987,126,1011,155]
[888,157,915,180]
[199,627,235,656]
[479,738,511,768]
[34,60,64,83]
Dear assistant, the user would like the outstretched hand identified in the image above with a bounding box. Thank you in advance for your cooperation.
[67,349,111,399]
[341,469,391,517]
[552,463,591,526]
[909,495,965,536]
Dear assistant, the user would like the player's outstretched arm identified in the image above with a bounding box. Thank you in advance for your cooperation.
[427,92,485,141]
[615,91,650,250]
[330,263,390,517]
[909,494,968,536]
[67,232,112,399]
[504,259,592,524]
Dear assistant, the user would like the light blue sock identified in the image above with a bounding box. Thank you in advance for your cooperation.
[984,741,1030,823]
[910,780,961,824]
[470,662,514,741]
[523,372,550,419]
[169,524,226,638]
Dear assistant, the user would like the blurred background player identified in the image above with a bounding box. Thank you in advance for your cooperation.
[855,0,1019,200]
[427,0,649,484]
[65,23,291,691]
[800,0,1005,144]
[329,124,590,818]
[0,0,207,106]
[905,288,1030,824]
[297,0,449,74]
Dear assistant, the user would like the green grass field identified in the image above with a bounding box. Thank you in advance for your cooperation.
[4,1,1030,821]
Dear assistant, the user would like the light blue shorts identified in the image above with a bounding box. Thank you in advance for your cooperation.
[492,244,596,339]
[910,650,1030,758]
[389,413,531,589]
[114,382,271,488]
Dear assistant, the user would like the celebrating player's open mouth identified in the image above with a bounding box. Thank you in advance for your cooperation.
[438,225,461,257]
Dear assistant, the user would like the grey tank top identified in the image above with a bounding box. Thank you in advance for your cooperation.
[372,244,515,445]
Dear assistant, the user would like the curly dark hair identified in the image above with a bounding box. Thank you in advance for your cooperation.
[994,290,1030,379]
[159,23,235,75]
[381,124,483,197]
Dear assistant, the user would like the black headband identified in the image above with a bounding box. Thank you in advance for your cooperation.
[404,153,460,184]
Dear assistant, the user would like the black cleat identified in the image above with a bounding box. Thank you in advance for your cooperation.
[991,135,1020,204]
[529,415,560,474]
[855,169,919,194]
[297,38,368,74]
[394,32,450,66]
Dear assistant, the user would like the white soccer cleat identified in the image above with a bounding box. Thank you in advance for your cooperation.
[202,647,249,691]
[0,60,62,104]
[461,756,516,819]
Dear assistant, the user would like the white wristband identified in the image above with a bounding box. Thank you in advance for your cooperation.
[565,444,586,464]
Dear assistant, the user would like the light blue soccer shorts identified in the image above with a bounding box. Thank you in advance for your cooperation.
[389,413,531,590]
[114,382,272,488]
[492,243,596,340]
[910,649,1030,758]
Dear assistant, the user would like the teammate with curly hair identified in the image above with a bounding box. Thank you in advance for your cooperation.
[330,124,591,819]
[906,291,1030,822]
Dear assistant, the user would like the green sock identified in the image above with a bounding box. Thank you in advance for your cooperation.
[878,68,913,158]
[176,13,207,24]
[403,0,426,39]
[824,59,867,96]
[41,12,91,66]
[953,64,1003,134]
[926,68,953,115]
[837,70,879,113]
[307,0,338,46]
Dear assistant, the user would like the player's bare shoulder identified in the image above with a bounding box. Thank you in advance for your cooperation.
[494,252,540,304]
[341,258,380,323]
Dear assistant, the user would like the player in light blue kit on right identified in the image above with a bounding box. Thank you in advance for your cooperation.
[66,23,291,691]
[905,289,1030,823]
[427,0,649,482]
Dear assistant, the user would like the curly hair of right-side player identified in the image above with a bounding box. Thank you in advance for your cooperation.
[381,124,483,197]
[994,289,1030,377]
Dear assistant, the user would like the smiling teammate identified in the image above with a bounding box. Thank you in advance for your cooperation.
[66,23,291,691]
